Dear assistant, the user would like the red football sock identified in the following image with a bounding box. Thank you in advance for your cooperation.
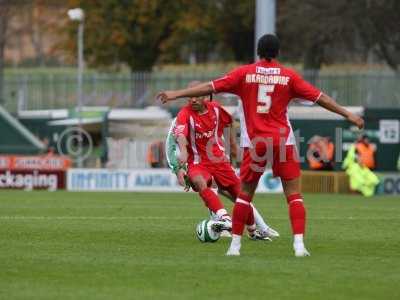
[286,193,306,235]
[246,208,256,235]
[199,188,224,213]
[246,206,255,226]
[232,192,253,235]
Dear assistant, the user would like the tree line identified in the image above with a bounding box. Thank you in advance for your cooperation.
[0,0,399,74]
[66,0,399,72]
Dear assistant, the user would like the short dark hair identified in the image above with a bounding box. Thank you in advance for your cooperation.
[257,34,280,60]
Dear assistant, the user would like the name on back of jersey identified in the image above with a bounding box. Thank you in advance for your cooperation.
[246,73,290,85]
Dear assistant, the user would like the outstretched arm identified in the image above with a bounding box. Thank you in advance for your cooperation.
[157,82,214,104]
[317,93,364,129]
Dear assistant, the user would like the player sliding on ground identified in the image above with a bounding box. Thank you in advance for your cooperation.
[165,81,279,240]
[158,34,364,257]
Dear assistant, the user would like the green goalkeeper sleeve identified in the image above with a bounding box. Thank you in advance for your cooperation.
[165,118,191,189]
[165,118,180,174]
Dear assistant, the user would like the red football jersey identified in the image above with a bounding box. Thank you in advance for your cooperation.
[174,101,232,164]
[212,59,321,145]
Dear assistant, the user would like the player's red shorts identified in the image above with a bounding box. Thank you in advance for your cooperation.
[240,144,300,183]
[187,161,240,191]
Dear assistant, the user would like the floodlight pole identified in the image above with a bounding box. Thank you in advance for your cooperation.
[68,8,85,167]
[77,19,84,123]
[255,0,276,60]
[77,19,84,167]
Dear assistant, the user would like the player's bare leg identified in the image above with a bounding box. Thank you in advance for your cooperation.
[282,177,310,257]
[226,181,258,256]
[191,175,231,227]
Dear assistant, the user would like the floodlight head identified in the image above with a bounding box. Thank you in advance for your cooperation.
[68,8,84,21]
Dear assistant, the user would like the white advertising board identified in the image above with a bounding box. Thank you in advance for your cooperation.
[67,168,282,193]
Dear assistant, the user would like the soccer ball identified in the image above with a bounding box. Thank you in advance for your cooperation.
[195,219,221,243]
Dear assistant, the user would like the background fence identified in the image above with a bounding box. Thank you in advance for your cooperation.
[2,71,400,112]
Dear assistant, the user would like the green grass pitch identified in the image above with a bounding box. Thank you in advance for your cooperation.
[0,191,399,300]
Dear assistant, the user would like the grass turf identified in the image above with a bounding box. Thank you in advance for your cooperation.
[0,191,399,300]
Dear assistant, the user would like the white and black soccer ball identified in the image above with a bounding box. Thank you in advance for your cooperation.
[195,219,221,243]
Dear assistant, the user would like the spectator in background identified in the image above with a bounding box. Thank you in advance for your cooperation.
[41,137,55,155]
[355,134,376,170]
[307,136,334,170]
[147,140,165,168]
[342,143,379,197]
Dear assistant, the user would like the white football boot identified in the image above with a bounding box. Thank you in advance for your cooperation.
[248,230,272,241]
[226,234,242,256]
[294,246,311,257]
[220,230,232,238]
[226,247,240,256]
[211,218,232,233]
[293,234,310,257]
[293,241,311,257]
[259,227,280,239]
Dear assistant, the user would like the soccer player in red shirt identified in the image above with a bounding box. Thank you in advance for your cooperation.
[158,34,364,257]
[173,81,279,239]
[174,88,236,228]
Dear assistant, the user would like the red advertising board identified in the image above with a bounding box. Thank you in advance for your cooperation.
[0,156,11,169]
[0,155,71,171]
[0,155,70,190]
[0,170,65,190]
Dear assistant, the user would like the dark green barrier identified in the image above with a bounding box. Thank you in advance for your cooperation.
[292,108,400,171]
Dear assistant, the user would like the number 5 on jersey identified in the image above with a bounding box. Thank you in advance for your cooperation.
[257,84,274,113]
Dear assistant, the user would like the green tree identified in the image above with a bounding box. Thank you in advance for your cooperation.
[68,0,183,71]
[66,0,256,70]
[356,0,400,72]
[0,2,9,104]
[278,0,358,71]
[278,0,400,72]
[213,0,255,62]
[0,1,19,104]
[158,0,255,64]
[158,0,219,64]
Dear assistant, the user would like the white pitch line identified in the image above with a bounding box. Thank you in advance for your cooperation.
[0,216,198,220]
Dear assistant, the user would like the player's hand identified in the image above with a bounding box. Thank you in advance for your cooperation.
[178,149,188,165]
[177,169,190,192]
[156,91,178,104]
[347,114,364,129]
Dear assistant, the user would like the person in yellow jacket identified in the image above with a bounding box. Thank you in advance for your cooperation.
[342,144,379,197]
